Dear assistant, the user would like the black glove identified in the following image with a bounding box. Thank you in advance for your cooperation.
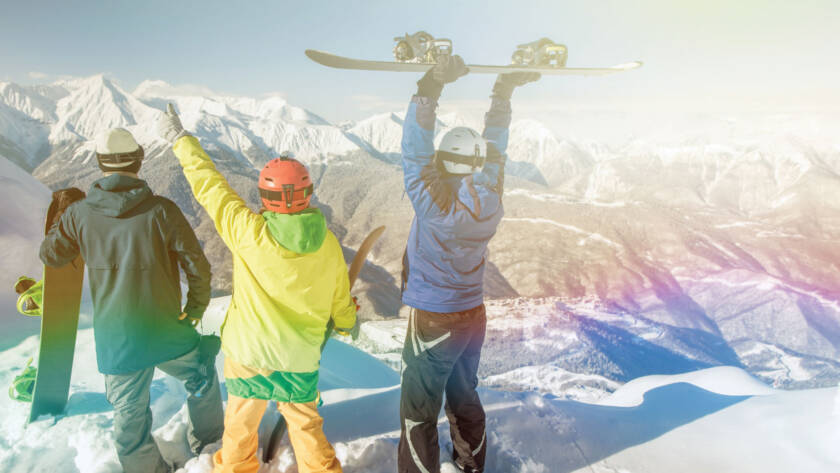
[417,54,469,100]
[492,72,541,100]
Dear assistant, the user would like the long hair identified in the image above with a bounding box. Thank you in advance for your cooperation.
[45,187,86,235]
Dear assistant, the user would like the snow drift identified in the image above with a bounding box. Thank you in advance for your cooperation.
[0,156,50,350]
[2,297,839,473]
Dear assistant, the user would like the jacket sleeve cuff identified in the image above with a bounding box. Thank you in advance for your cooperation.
[491,78,516,100]
[411,95,439,131]
[183,305,206,320]
[485,97,512,129]
[332,306,357,333]
[173,134,199,153]
[416,71,444,101]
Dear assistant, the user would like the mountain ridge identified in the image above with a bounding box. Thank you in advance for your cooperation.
[1,74,839,389]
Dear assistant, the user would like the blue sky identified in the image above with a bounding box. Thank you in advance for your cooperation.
[2,0,838,123]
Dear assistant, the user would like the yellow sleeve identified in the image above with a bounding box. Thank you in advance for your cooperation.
[172,135,259,249]
[331,242,357,331]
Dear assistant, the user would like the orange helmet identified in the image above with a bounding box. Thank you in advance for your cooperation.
[258,155,313,214]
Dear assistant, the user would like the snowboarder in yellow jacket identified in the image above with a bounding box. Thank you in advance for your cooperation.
[157,104,355,473]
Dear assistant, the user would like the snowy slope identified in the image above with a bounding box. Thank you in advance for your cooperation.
[341,109,559,185]
[1,296,838,473]
[3,73,840,389]
[575,385,840,473]
[506,119,594,185]
[134,80,358,167]
[344,112,405,163]
[597,366,775,407]
[0,82,56,170]
[0,76,364,174]
[0,156,51,350]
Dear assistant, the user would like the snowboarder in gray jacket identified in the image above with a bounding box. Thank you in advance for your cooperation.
[39,127,223,473]
[398,55,539,473]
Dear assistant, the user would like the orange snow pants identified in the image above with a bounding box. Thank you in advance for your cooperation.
[212,394,342,473]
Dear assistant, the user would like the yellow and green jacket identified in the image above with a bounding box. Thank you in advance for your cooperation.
[173,136,356,402]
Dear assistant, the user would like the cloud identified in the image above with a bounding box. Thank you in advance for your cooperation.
[28,71,49,80]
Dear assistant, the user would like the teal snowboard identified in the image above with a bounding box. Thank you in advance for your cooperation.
[28,252,84,420]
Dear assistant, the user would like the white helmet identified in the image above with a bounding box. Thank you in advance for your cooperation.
[95,128,144,171]
[435,126,487,175]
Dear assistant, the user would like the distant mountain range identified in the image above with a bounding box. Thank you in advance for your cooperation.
[1,74,839,389]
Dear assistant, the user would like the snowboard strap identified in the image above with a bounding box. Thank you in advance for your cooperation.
[9,358,36,403]
[95,147,145,164]
[436,150,485,170]
[15,277,43,317]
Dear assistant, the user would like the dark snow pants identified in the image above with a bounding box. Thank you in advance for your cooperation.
[103,345,224,473]
[398,304,487,473]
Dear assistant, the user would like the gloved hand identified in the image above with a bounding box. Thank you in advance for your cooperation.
[492,72,541,100]
[335,323,361,341]
[157,103,191,144]
[431,54,469,84]
[349,321,361,341]
[178,311,200,328]
[335,297,362,340]
[417,54,469,100]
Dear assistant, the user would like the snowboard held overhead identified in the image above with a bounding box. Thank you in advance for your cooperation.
[306,31,642,75]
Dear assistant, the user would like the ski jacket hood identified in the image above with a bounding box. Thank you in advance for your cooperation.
[262,209,326,254]
[39,176,211,375]
[86,174,153,217]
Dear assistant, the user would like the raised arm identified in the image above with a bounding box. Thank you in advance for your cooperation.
[475,72,541,193]
[401,55,469,218]
[158,104,258,249]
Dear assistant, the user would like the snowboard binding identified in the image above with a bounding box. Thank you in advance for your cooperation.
[9,358,37,403]
[511,38,568,68]
[15,276,42,316]
[393,31,453,63]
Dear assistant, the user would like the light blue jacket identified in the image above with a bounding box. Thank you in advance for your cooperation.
[400,94,511,313]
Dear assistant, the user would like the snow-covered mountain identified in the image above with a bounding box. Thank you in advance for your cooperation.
[344,111,405,163]
[0,75,362,172]
[2,74,840,391]
[1,74,840,471]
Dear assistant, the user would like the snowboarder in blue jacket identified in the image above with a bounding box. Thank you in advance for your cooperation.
[398,55,539,473]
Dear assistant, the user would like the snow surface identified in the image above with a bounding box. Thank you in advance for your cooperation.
[0,157,93,350]
[1,296,838,473]
[0,157,51,350]
[597,366,775,407]
[501,217,620,249]
[575,386,840,473]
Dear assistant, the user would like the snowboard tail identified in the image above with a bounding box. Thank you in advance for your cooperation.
[305,49,642,75]
[348,226,386,288]
[29,256,84,422]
